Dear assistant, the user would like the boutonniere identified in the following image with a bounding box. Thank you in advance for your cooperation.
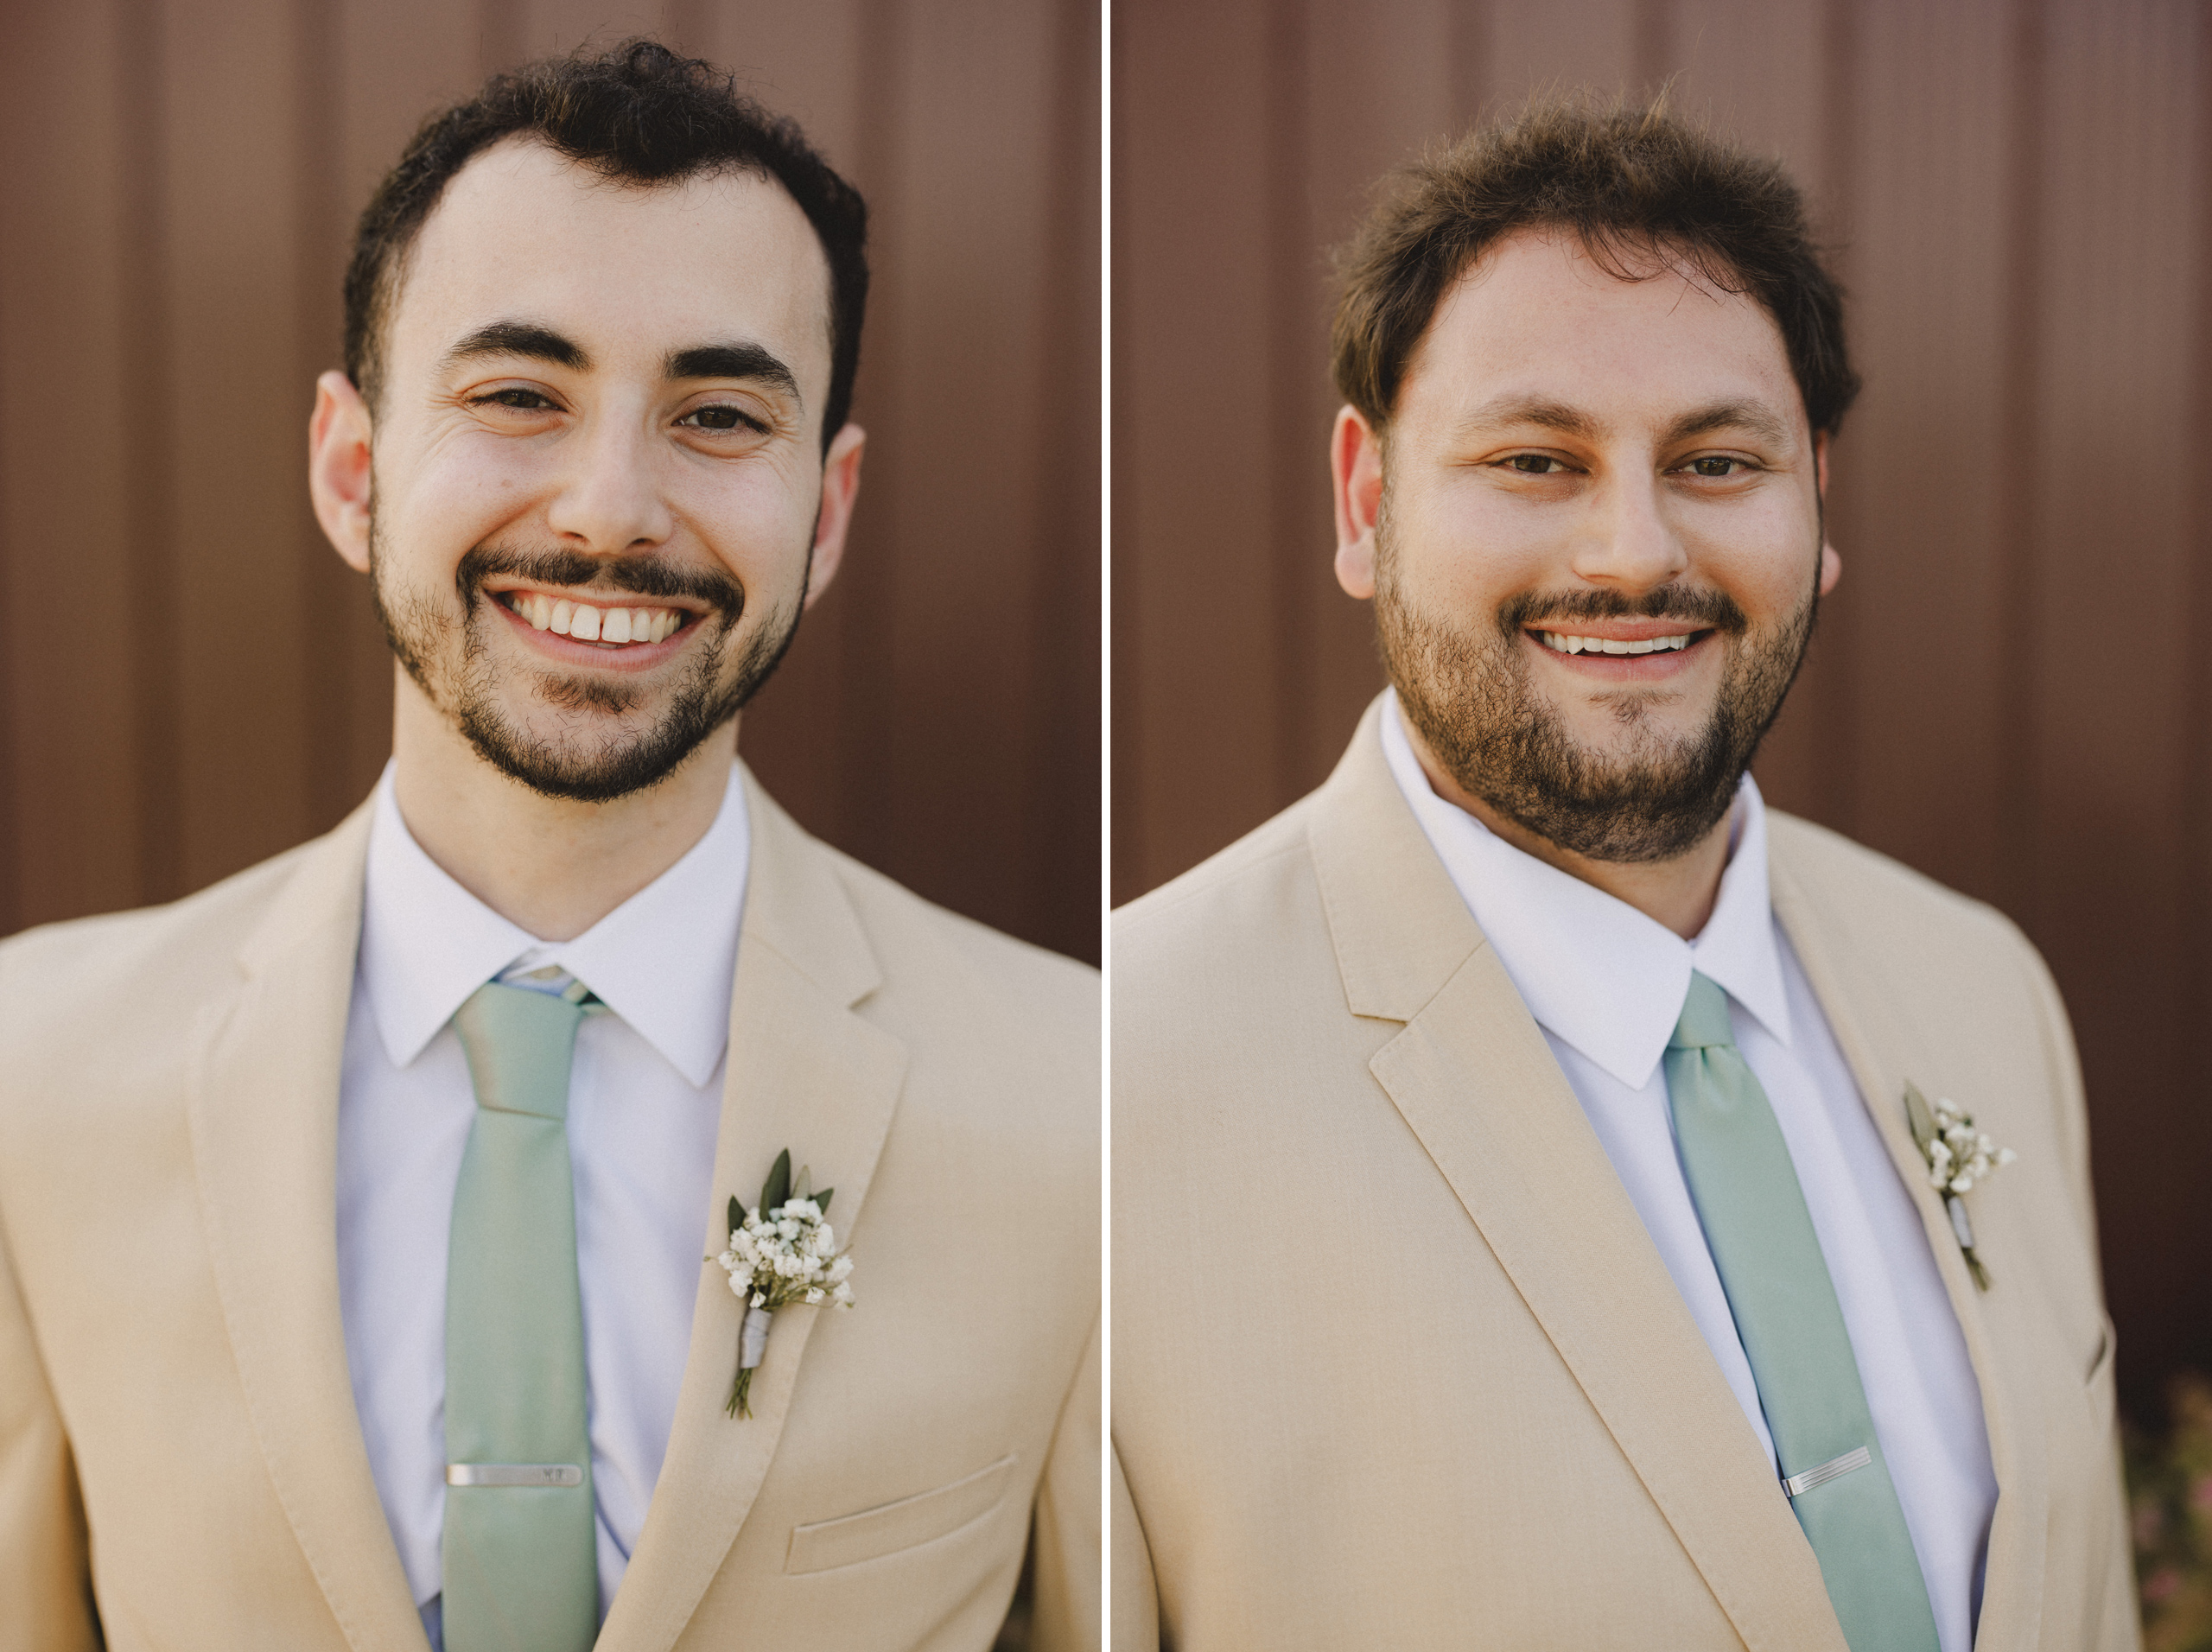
[1904,1083,2016,1291]
[710,1148,855,1417]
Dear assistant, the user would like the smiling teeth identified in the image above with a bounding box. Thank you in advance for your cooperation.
[511,593,682,645]
[1540,632,1694,656]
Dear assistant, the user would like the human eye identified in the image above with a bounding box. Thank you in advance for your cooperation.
[1677,454,1758,479]
[677,401,772,436]
[1500,453,1573,474]
[464,384,565,417]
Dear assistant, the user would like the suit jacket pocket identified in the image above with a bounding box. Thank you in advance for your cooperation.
[785,1452,1018,1574]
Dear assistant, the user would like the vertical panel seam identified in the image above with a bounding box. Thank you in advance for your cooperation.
[478,0,524,80]
[1450,0,1489,128]
[841,0,906,865]
[1992,0,2045,928]
[0,89,15,933]
[1023,0,1103,960]
[296,0,348,832]
[121,0,181,904]
[663,0,707,54]
[1814,0,1859,837]
[1108,0,1145,903]
[1264,3,1311,809]
[2178,2,2212,1023]
[1632,0,1670,96]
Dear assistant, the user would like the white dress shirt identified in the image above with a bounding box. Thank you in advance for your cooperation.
[1381,695,1996,1652]
[337,762,749,1642]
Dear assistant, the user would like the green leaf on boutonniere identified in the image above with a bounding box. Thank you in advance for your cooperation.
[1903,1082,1939,1156]
[728,1195,742,1236]
[760,1148,791,1216]
[815,1187,834,1215]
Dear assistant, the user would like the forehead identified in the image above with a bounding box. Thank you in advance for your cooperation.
[1400,227,1802,436]
[389,137,833,391]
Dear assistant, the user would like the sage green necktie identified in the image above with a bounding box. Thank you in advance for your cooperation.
[1665,972,1938,1652]
[443,982,599,1652]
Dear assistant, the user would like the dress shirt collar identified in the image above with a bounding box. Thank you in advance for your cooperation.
[358,760,751,1087]
[1379,690,1790,1090]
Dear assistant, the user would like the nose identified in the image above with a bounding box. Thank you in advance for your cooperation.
[543,414,674,555]
[1570,470,1687,595]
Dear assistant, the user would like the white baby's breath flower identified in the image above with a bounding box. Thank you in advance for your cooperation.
[1924,1096,2019,1196]
[712,1197,855,1318]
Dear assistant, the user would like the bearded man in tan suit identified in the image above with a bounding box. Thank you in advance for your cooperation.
[1113,99,2133,1651]
[0,43,1096,1652]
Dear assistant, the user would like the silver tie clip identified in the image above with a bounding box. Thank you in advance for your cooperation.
[447,1464,583,1488]
[1782,1446,1871,1498]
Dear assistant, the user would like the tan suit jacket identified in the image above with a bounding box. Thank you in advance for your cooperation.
[0,767,1099,1652]
[1111,698,2134,1651]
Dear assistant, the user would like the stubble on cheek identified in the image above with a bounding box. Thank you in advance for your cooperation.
[373,550,467,713]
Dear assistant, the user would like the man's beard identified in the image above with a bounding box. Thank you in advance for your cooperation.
[1375,522,1818,865]
[372,524,806,804]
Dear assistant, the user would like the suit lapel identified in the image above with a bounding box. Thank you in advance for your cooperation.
[187,803,429,1650]
[601,772,906,1652]
[1768,847,2048,1650]
[1312,700,1846,1652]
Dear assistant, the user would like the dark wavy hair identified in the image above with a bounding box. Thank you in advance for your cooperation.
[1332,92,1859,438]
[343,39,868,454]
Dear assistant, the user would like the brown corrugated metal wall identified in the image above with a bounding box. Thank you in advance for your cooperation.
[1113,0,2212,1419]
[0,0,1101,964]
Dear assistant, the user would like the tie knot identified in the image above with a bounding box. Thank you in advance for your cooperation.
[1669,971,1737,1052]
[453,981,589,1121]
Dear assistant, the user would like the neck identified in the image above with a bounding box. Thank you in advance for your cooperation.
[388,671,738,942]
[1401,720,1734,941]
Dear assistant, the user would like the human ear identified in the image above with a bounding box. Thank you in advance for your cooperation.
[308,371,374,573]
[1332,404,1384,600]
[1814,432,1840,595]
[801,422,867,608]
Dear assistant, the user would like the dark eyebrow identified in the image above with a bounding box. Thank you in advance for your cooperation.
[664,342,801,403]
[1452,393,1796,450]
[438,321,589,375]
[1661,401,1795,448]
[1453,395,1602,442]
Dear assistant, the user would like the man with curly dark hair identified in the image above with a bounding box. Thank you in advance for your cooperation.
[0,41,1097,1652]
[1114,97,2131,1652]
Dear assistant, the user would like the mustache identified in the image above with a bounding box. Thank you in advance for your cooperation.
[1497,582,1749,636]
[455,543,747,620]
